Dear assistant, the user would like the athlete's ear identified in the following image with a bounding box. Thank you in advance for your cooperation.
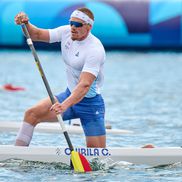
[86,24,92,31]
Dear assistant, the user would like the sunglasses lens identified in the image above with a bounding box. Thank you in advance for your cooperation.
[70,21,83,27]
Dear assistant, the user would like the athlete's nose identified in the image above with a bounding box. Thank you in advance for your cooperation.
[71,25,76,29]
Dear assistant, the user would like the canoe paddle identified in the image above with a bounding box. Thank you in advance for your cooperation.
[21,24,92,172]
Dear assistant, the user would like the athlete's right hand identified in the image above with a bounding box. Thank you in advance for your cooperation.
[15,12,29,25]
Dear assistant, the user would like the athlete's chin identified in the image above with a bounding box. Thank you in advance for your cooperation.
[71,36,79,41]
[71,33,80,40]
[71,37,77,41]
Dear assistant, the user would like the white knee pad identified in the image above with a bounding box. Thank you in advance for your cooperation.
[16,121,34,146]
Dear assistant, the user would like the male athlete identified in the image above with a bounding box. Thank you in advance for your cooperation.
[14,7,106,148]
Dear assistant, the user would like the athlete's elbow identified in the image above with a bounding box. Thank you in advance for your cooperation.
[80,82,91,92]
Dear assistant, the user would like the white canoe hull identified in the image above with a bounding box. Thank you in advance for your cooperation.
[0,121,133,135]
[0,145,182,167]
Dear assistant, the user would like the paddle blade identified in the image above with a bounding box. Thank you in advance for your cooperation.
[71,151,92,172]
[78,153,92,172]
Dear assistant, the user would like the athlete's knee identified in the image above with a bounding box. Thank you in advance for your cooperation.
[87,142,106,148]
[86,136,106,148]
[24,107,40,126]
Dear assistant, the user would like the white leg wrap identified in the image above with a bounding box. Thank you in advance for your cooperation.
[16,121,34,146]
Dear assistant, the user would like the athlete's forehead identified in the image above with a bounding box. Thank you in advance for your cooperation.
[70,17,85,23]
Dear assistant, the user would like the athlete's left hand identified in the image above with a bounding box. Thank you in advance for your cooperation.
[50,102,67,115]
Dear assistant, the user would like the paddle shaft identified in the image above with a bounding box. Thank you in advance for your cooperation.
[21,24,74,151]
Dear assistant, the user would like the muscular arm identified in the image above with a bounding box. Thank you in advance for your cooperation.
[62,72,96,108]
[15,12,50,42]
[25,22,50,42]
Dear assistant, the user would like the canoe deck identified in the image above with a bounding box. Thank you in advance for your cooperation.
[0,145,182,167]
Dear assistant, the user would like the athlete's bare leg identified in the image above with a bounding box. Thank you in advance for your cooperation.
[86,135,106,148]
[15,97,58,146]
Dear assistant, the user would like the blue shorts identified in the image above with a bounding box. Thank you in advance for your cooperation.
[55,88,106,136]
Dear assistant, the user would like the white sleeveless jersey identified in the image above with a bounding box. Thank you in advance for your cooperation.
[49,25,105,98]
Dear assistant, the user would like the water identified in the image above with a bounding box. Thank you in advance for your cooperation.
[0,50,182,181]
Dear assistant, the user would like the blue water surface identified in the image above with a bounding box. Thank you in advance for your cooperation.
[0,50,182,181]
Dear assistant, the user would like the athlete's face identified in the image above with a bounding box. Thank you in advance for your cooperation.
[69,17,91,41]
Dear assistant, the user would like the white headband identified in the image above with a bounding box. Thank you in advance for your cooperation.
[70,10,94,26]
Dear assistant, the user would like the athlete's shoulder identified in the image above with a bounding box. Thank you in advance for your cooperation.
[85,35,105,62]
[52,25,70,34]
[49,25,71,43]
[89,34,105,53]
